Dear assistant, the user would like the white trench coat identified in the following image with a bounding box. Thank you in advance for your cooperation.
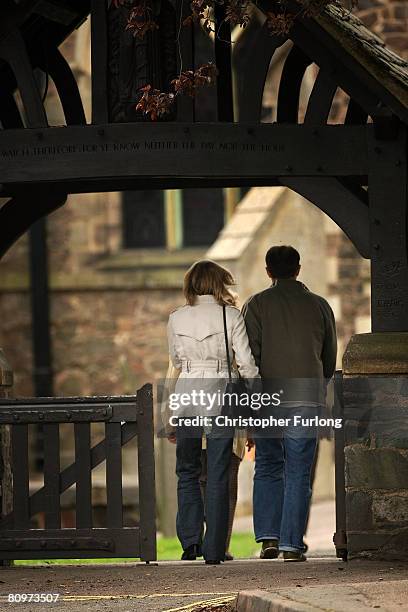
[165,294,259,425]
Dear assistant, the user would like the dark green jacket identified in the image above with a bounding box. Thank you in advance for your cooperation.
[242,279,337,381]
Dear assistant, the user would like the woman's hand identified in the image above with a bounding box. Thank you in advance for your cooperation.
[167,432,177,444]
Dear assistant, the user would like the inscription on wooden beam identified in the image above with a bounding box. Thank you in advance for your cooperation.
[0,124,368,187]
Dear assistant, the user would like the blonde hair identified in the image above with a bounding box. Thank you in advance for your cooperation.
[184,260,237,306]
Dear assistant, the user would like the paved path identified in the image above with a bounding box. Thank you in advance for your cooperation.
[2,558,408,612]
[237,580,408,611]
[234,499,336,554]
[0,501,399,611]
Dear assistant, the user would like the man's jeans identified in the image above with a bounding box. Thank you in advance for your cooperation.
[253,422,317,552]
[176,431,233,561]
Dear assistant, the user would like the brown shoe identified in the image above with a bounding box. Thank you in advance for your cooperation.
[283,550,307,562]
[260,539,279,559]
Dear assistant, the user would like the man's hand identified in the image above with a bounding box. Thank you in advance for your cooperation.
[246,437,255,451]
[167,432,177,444]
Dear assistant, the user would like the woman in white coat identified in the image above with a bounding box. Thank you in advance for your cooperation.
[166,260,259,564]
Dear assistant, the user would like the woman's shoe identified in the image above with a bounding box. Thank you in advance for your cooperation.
[224,552,234,561]
[181,544,201,560]
[260,539,279,559]
[205,559,221,565]
[283,550,307,562]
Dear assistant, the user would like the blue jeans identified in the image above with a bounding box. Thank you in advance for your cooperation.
[176,431,233,561]
[253,426,317,552]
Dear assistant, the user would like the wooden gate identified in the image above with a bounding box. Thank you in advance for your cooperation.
[0,384,156,561]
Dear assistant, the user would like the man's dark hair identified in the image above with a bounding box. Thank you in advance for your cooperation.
[265,245,300,279]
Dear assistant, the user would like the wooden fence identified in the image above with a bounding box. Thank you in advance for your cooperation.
[0,384,156,561]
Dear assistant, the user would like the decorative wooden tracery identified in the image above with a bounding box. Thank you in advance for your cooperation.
[0,0,407,332]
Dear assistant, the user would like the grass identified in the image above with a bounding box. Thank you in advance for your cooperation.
[13,532,259,565]
[158,532,259,561]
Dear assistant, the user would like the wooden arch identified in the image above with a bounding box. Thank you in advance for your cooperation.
[0,0,407,331]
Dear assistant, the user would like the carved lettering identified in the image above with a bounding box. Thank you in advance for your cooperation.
[379,261,402,277]
[376,299,403,308]
[0,139,287,159]
[144,141,178,150]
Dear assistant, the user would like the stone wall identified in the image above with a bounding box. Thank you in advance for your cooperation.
[0,273,186,398]
[343,334,408,559]
[51,289,176,396]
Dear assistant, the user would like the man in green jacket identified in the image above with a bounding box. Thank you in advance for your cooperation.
[243,245,337,561]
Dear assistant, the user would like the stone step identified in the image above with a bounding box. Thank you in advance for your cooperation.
[236,580,408,611]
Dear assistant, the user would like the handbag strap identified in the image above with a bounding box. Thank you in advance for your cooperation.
[222,304,233,384]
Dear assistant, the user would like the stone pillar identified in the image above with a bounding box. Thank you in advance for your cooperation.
[343,333,408,560]
[0,349,13,524]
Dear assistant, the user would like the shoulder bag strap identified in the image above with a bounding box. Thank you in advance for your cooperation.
[222,304,233,384]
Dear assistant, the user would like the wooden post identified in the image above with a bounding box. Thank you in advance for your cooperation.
[368,123,408,332]
[0,349,13,566]
[137,385,157,561]
[341,123,408,560]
